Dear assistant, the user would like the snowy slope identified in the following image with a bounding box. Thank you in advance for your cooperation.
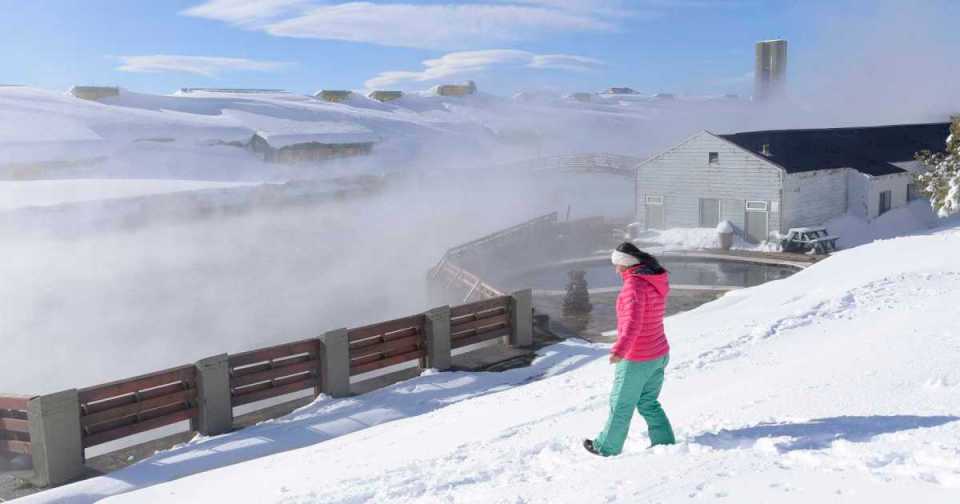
[0,179,262,211]
[26,222,960,503]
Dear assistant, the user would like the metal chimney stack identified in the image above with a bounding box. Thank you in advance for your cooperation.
[754,39,787,102]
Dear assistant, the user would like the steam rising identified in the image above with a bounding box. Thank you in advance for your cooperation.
[1,2,958,397]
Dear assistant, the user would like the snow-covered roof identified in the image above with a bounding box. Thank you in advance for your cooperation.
[253,123,379,148]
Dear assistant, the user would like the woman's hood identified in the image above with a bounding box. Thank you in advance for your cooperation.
[622,265,670,297]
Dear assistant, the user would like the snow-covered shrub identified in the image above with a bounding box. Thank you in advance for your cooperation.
[916,118,960,217]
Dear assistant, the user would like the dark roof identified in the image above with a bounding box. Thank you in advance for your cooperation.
[718,122,950,176]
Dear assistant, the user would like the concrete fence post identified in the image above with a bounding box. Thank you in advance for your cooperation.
[424,305,452,371]
[510,289,534,348]
[194,354,233,436]
[320,329,351,398]
[27,389,85,488]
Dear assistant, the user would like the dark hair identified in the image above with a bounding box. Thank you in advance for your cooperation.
[616,242,667,274]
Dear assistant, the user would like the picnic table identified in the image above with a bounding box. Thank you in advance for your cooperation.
[780,227,840,255]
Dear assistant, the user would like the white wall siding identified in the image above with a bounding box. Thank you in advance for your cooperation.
[846,171,912,220]
[866,173,912,219]
[782,168,848,229]
[636,132,783,236]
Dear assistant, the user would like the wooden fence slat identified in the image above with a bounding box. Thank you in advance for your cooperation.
[229,339,319,368]
[348,315,425,342]
[80,388,197,429]
[452,322,510,341]
[450,296,510,318]
[230,359,319,388]
[84,401,192,436]
[81,382,188,415]
[451,314,510,334]
[350,348,423,376]
[0,418,30,434]
[82,407,197,448]
[0,396,30,412]
[79,365,196,404]
[450,306,507,325]
[350,335,420,360]
[231,354,313,378]
[451,327,511,349]
[0,409,28,421]
[231,377,318,407]
[0,439,31,455]
[349,327,419,350]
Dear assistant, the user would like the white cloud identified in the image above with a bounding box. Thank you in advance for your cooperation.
[364,49,604,89]
[182,1,628,49]
[116,55,292,77]
[181,0,309,25]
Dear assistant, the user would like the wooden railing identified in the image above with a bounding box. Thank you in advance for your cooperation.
[443,212,557,260]
[432,259,505,302]
[450,296,512,349]
[228,339,322,407]
[349,315,426,376]
[0,395,31,457]
[10,290,532,488]
[78,366,197,448]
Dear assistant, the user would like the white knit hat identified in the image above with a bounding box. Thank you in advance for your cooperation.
[611,249,640,267]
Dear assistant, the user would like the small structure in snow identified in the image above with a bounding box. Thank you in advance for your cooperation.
[248,128,378,164]
[570,92,593,103]
[604,87,637,95]
[179,88,285,94]
[315,90,353,103]
[436,81,477,97]
[69,86,119,101]
[368,90,403,102]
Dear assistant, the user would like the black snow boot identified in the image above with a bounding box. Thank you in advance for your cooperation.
[583,439,603,456]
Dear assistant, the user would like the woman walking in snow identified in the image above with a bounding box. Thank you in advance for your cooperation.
[584,242,676,456]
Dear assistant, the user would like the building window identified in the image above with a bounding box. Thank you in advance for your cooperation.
[745,200,768,211]
[645,195,663,205]
[708,152,719,164]
[699,198,720,227]
[879,190,892,215]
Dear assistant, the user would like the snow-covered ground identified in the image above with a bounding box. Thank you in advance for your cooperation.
[0,179,263,211]
[23,220,960,503]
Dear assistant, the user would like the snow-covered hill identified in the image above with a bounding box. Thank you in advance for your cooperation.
[0,85,804,183]
[24,221,960,503]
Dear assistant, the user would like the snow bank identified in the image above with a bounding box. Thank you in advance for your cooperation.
[824,200,953,249]
[634,226,767,251]
[25,221,960,503]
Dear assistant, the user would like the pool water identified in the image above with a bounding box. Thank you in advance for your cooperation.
[506,257,798,290]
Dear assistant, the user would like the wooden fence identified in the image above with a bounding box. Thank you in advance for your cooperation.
[10,291,532,488]
[450,296,511,349]
[78,366,197,448]
[349,315,426,376]
[229,339,322,408]
[0,395,31,457]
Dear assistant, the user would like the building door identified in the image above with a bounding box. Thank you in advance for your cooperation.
[744,201,769,243]
[645,195,664,230]
[879,190,892,215]
[699,198,720,228]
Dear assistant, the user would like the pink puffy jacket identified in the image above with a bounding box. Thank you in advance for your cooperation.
[611,265,670,361]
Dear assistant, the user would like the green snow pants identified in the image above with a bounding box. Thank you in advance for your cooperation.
[594,354,675,456]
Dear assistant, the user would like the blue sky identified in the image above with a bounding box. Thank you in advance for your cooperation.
[1,0,957,97]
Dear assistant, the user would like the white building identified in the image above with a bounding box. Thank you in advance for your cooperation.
[635,122,950,242]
